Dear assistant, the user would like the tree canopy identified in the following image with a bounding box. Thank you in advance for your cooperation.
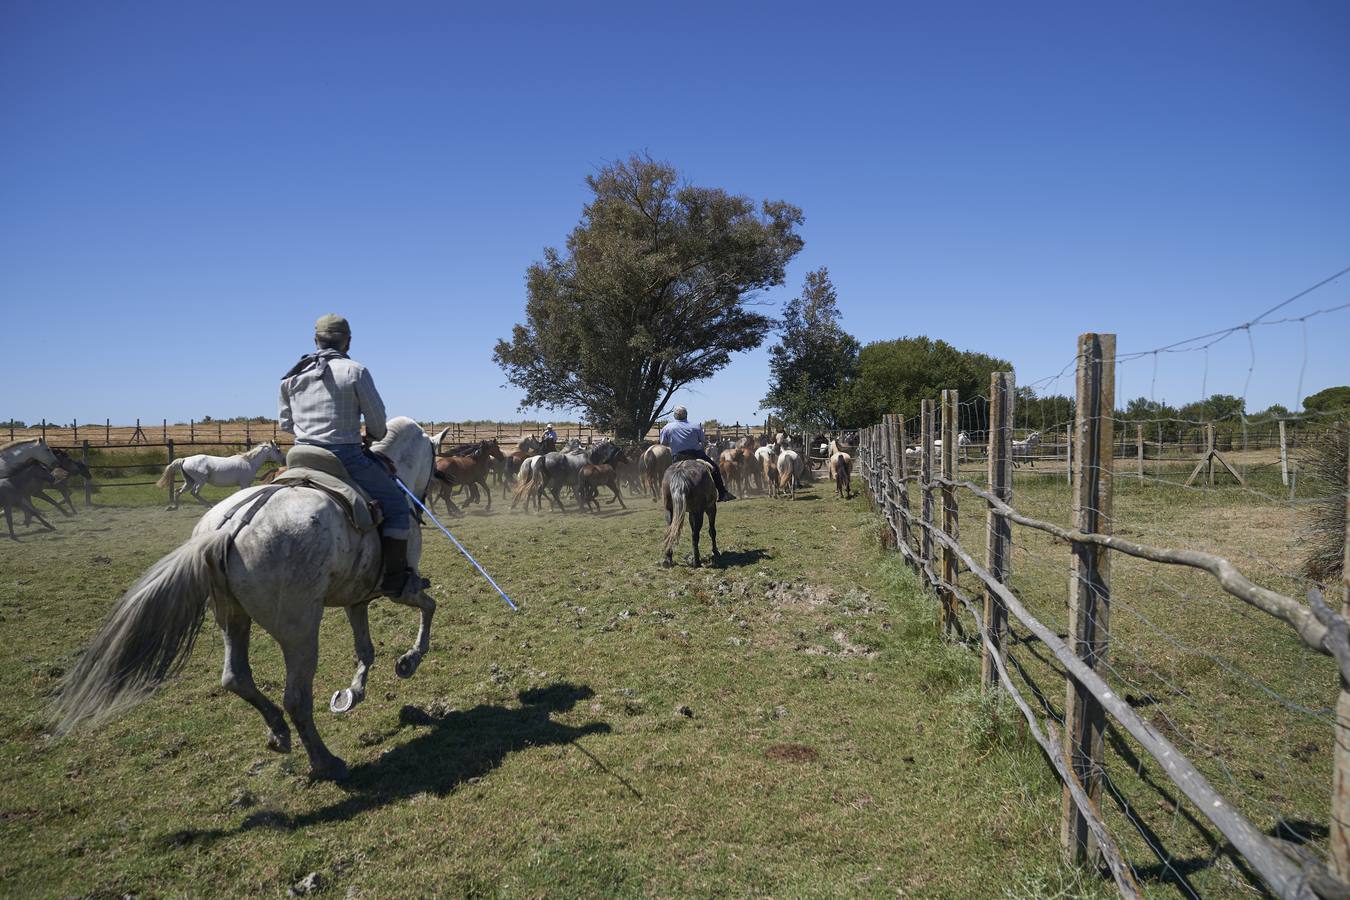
[760,268,860,429]
[494,154,804,441]
[839,337,1012,433]
[1303,385,1350,414]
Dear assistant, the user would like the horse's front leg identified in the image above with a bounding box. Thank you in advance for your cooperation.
[330,602,374,714]
[390,589,435,679]
[280,629,347,782]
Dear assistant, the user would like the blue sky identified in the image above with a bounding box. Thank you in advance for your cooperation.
[3,1,1348,427]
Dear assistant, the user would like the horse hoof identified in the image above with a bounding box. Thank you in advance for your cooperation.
[330,689,356,714]
[267,729,292,754]
[395,653,420,679]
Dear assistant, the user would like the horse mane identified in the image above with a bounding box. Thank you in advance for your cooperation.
[0,439,38,451]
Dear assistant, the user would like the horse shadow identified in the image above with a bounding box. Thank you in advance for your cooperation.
[713,548,771,568]
[163,683,610,845]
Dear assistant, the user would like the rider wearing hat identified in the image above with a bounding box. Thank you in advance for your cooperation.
[279,314,418,597]
[659,405,736,502]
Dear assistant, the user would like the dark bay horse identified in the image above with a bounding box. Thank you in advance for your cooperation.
[660,460,719,567]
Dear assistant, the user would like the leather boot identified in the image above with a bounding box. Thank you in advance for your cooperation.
[379,536,410,598]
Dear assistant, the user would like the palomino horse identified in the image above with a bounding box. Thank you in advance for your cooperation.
[661,459,719,568]
[56,418,436,781]
[755,443,779,497]
[829,451,853,499]
[156,441,285,509]
[640,444,673,500]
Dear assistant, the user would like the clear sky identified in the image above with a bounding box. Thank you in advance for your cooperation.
[4,1,1348,427]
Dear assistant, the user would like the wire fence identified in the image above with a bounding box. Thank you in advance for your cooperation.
[855,267,1349,898]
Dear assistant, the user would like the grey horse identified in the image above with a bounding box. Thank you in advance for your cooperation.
[539,441,626,511]
[660,459,719,568]
[54,418,436,782]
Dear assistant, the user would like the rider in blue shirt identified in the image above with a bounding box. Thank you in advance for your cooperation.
[659,406,736,501]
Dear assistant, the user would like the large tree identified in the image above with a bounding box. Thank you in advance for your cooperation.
[761,268,860,429]
[838,336,1013,433]
[494,155,805,441]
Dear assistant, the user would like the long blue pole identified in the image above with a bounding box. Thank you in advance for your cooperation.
[394,476,518,611]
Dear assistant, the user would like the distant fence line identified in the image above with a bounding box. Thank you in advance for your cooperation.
[5,417,787,451]
[857,333,1350,899]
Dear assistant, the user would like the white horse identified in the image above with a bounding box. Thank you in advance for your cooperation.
[156,440,285,509]
[932,431,972,462]
[0,439,58,477]
[776,448,804,499]
[56,417,436,781]
[1012,431,1041,468]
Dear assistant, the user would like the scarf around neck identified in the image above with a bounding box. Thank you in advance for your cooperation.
[281,348,349,381]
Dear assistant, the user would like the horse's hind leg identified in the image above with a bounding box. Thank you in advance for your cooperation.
[214,599,291,755]
[280,630,347,781]
[708,505,719,562]
[480,477,492,511]
[389,589,435,679]
[690,509,704,568]
[330,602,374,714]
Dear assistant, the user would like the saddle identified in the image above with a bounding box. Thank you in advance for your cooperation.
[270,445,382,532]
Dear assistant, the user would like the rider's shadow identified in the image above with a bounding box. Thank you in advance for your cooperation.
[298,683,611,827]
[166,683,611,844]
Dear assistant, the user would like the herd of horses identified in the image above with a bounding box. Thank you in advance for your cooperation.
[14,419,1047,781]
[0,439,94,539]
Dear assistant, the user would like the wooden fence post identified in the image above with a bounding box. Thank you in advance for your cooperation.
[105,418,110,445]
[166,439,176,506]
[245,420,251,444]
[82,440,92,507]
[190,419,195,443]
[1279,420,1289,487]
[920,400,935,599]
[1207,422,1215,487]
[41,419,47,443]
[879,415,892,515]
[1066,423,1072,484]
[894,414,910,558]
[983,372,1014,691]
[940,389,959,639]
[73,419,78,444]
[1136,423,1144,482]
[1062,332,1116,866]
[162,419,168,443]
[1332,438,1350,878]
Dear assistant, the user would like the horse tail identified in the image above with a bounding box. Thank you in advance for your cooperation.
[154,458,184,489]
[52,529,233,735]
[512,464,538,502]
[663,483,687,557]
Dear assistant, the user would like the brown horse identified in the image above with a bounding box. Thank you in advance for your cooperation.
[434,440,504,512]
[578,464,626,512]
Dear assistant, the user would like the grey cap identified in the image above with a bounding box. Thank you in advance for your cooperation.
[315,313,351,336]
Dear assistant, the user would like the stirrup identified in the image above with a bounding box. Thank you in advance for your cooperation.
[379,569,429,599]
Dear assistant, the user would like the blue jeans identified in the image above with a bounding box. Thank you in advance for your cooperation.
[324,443,411,539]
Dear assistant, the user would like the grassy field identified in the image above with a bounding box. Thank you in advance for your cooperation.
[0,475,1121,898]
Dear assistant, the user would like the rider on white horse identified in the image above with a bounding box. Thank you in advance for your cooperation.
[659,405,736,502]
[279,314,418,598]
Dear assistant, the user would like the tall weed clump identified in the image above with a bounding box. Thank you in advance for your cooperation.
[1303,421,1347,585]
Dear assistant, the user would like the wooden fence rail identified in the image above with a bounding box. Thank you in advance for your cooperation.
[858,332,1350,900]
